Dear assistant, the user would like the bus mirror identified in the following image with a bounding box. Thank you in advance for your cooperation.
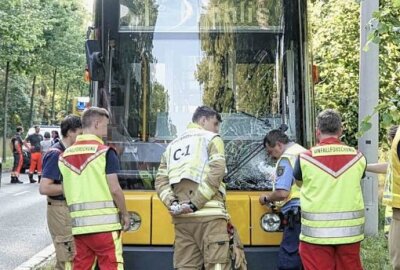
[85,40,105,81]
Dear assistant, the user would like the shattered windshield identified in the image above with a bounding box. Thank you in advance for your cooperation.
[108,0,300,190]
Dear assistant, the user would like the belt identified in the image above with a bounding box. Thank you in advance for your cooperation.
[47,200,67,206]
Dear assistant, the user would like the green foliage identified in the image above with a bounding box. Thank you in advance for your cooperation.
[311,0,400,146]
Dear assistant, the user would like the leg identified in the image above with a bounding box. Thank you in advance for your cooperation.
[299,242,335,270]
[334,242,362,270]
[203,219,231,270]
[278,222,302,270]
[389,208,400,270]
[37,153,42,182]
[73,235,96,270]
[174,223,203,269]
[88,231,123,270]
[29,153,38,183]
[47,201,74,270]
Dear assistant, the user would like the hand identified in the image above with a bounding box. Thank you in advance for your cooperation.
[259,194,267,205]
[169,202,193,216]
[121,213,131,232]
[232,245,247,270]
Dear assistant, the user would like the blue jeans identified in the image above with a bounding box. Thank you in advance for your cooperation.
[277,220,302,270]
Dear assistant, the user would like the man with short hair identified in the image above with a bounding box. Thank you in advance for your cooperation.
[59,107,130,270]
[293,109,366,270]
[39,115,82,270]
[25,125,43,183]
[259,129,306,270]
[155,106,235,270]
[11,126,24,184]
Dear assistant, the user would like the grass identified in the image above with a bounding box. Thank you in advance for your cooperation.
[33,259,55,270]
[361,204,391,270]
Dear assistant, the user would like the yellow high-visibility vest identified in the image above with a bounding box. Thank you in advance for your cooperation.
[59,134,121,235]
[299,144,366,245]
[383,128,400,208]
[274,143,307,207]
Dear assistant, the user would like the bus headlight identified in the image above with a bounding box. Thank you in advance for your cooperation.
[260,213,281,232]
[129,212,141,231]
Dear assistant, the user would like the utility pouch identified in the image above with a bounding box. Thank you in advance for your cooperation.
[54,235,74,262]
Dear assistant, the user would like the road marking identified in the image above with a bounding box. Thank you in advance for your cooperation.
[13,191,29,196]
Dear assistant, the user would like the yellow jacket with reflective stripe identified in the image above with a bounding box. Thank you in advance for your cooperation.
[274,143,307,207]
[59,134,121,235]
[299,144,366,245]
[155,123,228,222]
[383,128,400,208]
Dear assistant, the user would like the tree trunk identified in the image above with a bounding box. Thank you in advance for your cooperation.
[65,82,70,113]
[29,75,37,127]
[51,68,57,122]
[2,61,10,164]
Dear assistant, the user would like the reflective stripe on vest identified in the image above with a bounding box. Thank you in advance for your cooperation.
[274,143,306,207]
[302,210,364,221]
[72,213,120,227]
[302,224,364,238]
[383,128,400,208]
[69,201,116,212]
[299,145,366,245]
[59,134,121,235]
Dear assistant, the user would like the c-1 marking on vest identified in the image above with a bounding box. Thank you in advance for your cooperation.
[173,145,191,161]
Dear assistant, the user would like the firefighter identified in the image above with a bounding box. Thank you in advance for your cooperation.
[293,109,366,270]
[259,129,306,270]
[58,107,130,270]
[11,126,24,184]
[25,125,43,183]
[155,106,246,270]
[39,115,82,270]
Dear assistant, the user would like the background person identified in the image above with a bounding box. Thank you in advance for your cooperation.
[51,130,60,145]
[25,125,43,183]
[293,109,366,270]
[10,126,24,184]
[39,115,82,270]
[259,129,306,270]
[59,107,130,270]
[40,131,52,157]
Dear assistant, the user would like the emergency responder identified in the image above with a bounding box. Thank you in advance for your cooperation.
[58,107,130,270]
[383,123,400,269]
[155,106,246,270]
[366,125,398,237]
[259,129,306,270]
[39,115,82,270]
[25,125,43,183]
[293,109,366,270]
[11,126,24,184]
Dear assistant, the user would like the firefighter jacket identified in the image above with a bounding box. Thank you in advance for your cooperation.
[274,143,307,208]
[383,128,400,209]
[155,123,228,223]
[298,139,366,245]
[59,134,121,235]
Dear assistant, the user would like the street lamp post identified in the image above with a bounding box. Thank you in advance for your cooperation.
[358,0,379,236]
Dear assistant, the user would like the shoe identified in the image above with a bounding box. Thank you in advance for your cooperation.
[16,179,23,184]
[30,179,37,184]
[10,177,17,184]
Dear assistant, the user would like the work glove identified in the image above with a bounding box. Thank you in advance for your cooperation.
[232,245,247,270]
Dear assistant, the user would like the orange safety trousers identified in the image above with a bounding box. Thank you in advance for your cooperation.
[29,152,42,174]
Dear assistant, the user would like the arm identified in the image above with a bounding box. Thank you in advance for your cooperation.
[39,150,63,196]
[105,149,129,231]
[366,162,388,174]
[190,136,226,210]
[259,159,292,204]
[155,152,178,207]
[106,173,130,231]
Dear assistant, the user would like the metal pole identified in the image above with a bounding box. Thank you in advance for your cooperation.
[358,0,379,236]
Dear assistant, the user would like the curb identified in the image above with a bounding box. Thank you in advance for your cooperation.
[14,244,55,270]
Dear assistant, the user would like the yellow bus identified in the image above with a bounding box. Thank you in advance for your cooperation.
[85,0,314,268]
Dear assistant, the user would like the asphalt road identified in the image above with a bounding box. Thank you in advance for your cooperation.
[0,172,52,270]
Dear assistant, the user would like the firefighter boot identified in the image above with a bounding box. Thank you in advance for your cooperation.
[29,174,37,183]
[10,176,17,184]
[38,175,41,183]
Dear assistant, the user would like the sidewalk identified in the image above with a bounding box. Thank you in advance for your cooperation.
[13,245,55,270]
